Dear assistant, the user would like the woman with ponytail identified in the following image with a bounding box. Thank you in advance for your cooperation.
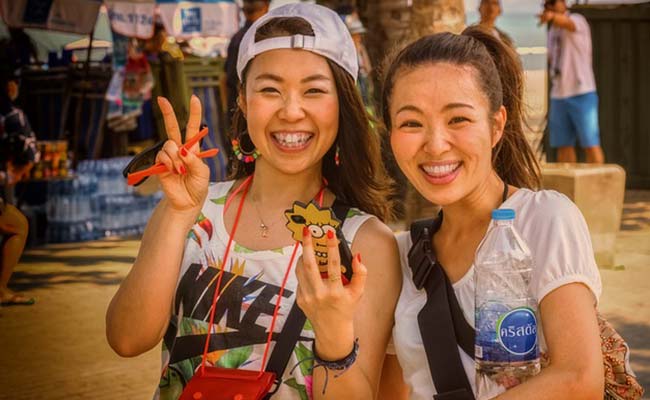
[379,27,603,399]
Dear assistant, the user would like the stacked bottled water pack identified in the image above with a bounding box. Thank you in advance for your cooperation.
[46,157,162,243]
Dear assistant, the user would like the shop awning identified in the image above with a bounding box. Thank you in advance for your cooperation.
[0,0,239,39]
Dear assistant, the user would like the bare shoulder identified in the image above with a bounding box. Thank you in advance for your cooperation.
[351,217,401,284]
[353,217,399,251]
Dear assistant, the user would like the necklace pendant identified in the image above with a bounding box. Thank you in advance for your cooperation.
[260,223,269,238]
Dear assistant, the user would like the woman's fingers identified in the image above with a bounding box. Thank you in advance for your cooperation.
[178,142,210,182]
[347,253,367,298]
[154,146,175,177]
[299,228,325,291]
[157,96,182,146]
[160,140,185,175]
[184,95,203,152]
[325,229,343,289]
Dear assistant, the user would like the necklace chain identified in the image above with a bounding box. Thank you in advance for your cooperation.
[252,198,280,238]
[250,183,327,238]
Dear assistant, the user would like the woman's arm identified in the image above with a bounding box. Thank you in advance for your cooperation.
[106,96,209,357]
[298,218,402,400]
[538,11,576,32]
[494,282,604,400]
[378,354,409,400]
[105,199,200,357]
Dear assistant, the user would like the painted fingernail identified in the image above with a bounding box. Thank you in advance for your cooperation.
[180,165,186,175]
[303,226,309,237]
[326,230,334,240]
[180,148,188,157]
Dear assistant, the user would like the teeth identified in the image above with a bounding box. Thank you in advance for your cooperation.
[273,132,312,148]
[422,163,460,176]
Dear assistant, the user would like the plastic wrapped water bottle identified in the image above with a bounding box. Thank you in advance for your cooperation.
[475,209,540,398]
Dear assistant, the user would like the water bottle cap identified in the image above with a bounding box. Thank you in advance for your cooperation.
[492,208,515,220]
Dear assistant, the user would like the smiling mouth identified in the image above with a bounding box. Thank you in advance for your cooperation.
[420,162,462,178]
[272,132,314,149]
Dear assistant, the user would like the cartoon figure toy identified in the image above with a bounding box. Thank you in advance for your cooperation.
[285,201,354,285]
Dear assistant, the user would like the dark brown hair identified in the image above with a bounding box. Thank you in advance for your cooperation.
[231,16,394,221]
[381,26,541,189]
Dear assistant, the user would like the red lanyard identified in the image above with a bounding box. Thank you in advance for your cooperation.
[200,176,326,377]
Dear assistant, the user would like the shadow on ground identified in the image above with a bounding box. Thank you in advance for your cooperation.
[9,269,124,290]
[20,253,135,267]
[31,243,126,252]
[605,316,650,393]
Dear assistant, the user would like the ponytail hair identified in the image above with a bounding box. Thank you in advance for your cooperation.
[381,26,541,189]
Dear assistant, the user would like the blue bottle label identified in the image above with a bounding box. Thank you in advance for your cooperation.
[497,307,538,356]
[476,304,539,362]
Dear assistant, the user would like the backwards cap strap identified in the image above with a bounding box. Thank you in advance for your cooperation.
[249,35,346,67]
[252,35,316,55]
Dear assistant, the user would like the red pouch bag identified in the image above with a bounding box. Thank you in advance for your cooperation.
[179,367,276,400]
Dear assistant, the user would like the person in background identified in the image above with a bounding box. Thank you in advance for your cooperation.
[539,0,604,164]
[476,0,514,47]
[221,0,270,131]
[344,12,374,107]
[0,69,39,306]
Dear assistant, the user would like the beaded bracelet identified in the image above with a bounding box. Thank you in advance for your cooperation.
[313,338,360,374]
[290,338,360,395]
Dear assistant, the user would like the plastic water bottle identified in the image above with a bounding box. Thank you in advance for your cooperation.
[474,209,540,397]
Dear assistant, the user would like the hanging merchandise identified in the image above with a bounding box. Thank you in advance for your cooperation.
[106,30,153,132]
[0,0,101,34]
[105,0,156,39]
[156,0,238,39]
[122,39,153,115]
[106,31,129,121]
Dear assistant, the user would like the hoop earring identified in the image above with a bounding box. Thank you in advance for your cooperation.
[232,132,260,163]
[334,145,340,167]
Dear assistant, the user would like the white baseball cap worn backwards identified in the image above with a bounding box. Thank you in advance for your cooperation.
[236,3,359,82]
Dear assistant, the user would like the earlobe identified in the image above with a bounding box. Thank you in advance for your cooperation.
[491,106,507,148]
[237,93,247,117]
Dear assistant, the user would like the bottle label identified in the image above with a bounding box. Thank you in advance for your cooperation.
[496,307,538,356]
[476,303,539,362]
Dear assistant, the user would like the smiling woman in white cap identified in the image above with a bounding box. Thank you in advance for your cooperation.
[106,3,401,400]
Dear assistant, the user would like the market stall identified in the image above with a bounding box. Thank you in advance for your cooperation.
[1,0,240,245]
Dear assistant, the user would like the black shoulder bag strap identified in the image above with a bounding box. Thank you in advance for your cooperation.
[408,216,476,400]
[264,200,351,398]
[409,183,509,400]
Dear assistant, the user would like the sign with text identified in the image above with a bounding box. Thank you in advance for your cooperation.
[105,0,155,39]
[157,0,238,39]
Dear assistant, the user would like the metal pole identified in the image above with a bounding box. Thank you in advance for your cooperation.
[72,28,95,168]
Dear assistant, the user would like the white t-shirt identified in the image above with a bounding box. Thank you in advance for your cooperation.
[391,189,602,400]
[548,13,596,99]
[155,180,373,400]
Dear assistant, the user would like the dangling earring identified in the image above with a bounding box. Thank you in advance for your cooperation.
[232,131,260,163]
[334,145,340,167]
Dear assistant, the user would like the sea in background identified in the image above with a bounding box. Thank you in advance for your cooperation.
[467,11,548,70]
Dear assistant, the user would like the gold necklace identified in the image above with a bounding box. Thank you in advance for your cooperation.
[253,199,279,238]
